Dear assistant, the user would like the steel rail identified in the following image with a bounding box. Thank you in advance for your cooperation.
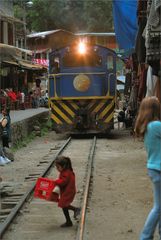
[0,137,71,238]
[76,136,97,240]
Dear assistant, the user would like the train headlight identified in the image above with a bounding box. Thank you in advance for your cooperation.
[78,42,86,54]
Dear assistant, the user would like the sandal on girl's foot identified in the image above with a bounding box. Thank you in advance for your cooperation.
[60,221,73,228]
[74,208,81,219]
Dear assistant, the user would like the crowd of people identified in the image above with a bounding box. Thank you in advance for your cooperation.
[0,83,48,164]
[0,87,48,111]
[0,88,29,110]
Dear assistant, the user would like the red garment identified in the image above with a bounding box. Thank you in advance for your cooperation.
[54,169,76,208]
[7,91,17,101]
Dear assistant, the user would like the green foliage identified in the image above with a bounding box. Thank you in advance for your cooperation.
[11,132,36,152]
[13,0,31,20]
[41,118,52,136]
[13,0,113,33]
[11,117,52,152]
[83,0,113,32]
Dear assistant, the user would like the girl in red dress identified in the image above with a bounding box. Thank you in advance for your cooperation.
[54,156,80,227]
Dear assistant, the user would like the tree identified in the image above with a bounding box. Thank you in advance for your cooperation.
[26,0,86,32]
[83,0,113,32]
[14,0,113,33]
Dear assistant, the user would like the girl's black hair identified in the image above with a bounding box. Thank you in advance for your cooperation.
[55,156,73,171]
[2,107,10,115]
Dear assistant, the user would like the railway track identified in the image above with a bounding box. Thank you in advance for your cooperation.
[0,137,71,238]
[1,136,97,240]
[1,131,142,240]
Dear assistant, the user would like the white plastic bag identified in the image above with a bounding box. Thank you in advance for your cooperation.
[0,156,11,165]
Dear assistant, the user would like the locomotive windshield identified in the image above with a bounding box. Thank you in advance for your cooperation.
[62,52,102,68]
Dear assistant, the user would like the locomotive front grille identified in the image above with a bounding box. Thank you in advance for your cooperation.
[50,98,115,131]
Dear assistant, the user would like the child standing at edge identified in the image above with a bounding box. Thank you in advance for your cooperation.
[54,156,80,227]
[135,97,161,240]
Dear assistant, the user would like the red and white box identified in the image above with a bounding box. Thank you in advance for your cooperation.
[34,177,60,202]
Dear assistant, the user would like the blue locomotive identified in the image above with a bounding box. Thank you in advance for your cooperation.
[48,41,117,133]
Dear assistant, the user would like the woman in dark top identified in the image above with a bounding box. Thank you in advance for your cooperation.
[0,108,11,148]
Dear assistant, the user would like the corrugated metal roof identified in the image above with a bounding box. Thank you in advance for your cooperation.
[27,29,74,38]
[75,32,115,36]
[27,30,115,39]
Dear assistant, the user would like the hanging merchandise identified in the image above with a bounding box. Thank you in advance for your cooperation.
[135,0,147,63]
[144,0,161,63]
[146,65,158,97]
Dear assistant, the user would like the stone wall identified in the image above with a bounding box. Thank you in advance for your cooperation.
[1,112,49,147]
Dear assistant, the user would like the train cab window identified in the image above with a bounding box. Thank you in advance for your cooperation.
[50,55,60,73]
[107,55,114,71]
[63,52,102,68]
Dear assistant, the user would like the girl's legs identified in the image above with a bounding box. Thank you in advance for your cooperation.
[68,205,81,219]
[61,207,73,227]
[140,169,161,240]
[2,136,9,148]
[61,205,81,227]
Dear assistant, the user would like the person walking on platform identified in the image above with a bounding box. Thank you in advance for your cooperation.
[54,156,80,227]
[135,97,161,240]
[0,108,11,148]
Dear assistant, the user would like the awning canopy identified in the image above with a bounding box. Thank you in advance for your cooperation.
[112,0,138,50]
[117,76,125,91]
[0,43,32,62]
[117,79,125,85]
[0,44,47,71]
[18,60,46,70]
[2,60,19,66]
[2,60,46,70]
[117,75,125,85]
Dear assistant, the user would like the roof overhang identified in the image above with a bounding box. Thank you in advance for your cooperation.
[0,44,47,70]
[27,29,75,50]
[2,60,47,71]
[0,43,32,61]
[27,29,73,38]
[2,60,19,66]
[18,60,47,70]
[75,32,116,37]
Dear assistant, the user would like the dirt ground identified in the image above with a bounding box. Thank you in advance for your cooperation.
[0,128,159,240]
